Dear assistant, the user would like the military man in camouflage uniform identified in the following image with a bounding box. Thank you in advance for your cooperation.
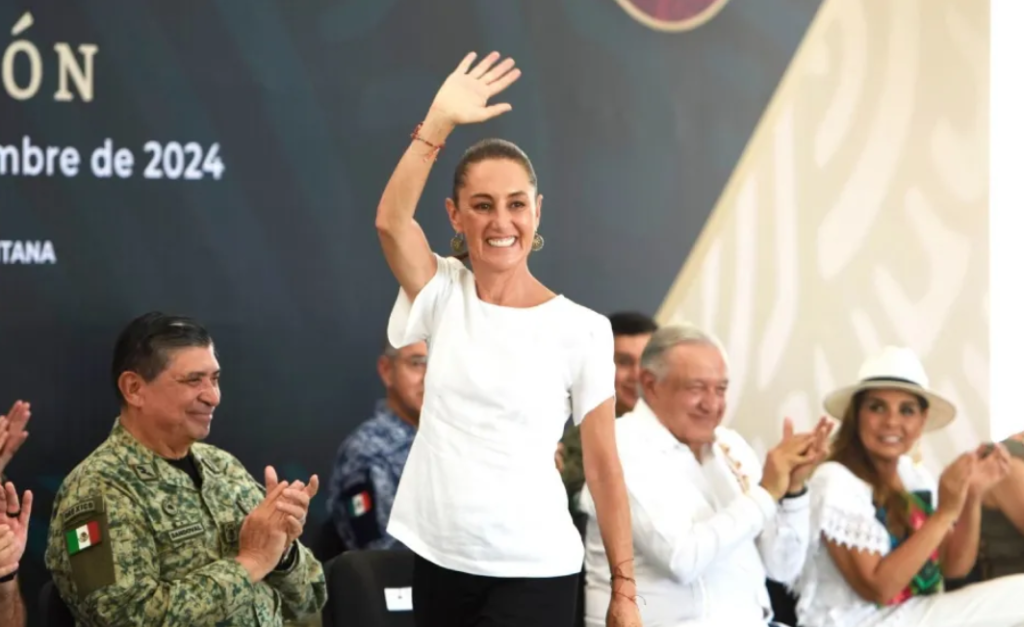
[326,340,426,551]
[45,312,327,626]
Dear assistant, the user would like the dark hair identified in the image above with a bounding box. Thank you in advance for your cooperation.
[608,312,659,337]
[451,138,538,204]
[829,389,930,538]
[111,311,214,403]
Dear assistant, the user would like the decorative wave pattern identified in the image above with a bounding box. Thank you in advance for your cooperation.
[657,0,989,474]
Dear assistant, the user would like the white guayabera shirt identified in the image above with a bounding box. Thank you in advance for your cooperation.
[580,400,811,627]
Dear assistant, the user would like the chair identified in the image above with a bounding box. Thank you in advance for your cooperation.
[309,517,348,564]
[322,550,416,627]
[38,580,76,627]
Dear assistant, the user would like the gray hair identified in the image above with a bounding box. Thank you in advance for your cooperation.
[639,323,727,396]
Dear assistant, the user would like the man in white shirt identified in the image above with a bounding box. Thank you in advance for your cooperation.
[580,323,831,627]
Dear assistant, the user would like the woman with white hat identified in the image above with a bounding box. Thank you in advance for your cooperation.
[792,346,1024,627]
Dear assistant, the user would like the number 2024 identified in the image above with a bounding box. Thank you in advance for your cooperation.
[142,141,225,180]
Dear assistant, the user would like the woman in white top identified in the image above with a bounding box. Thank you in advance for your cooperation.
[793,346,1024,627]
[374,51,641,627]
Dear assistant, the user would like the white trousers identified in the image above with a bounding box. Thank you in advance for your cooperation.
[892,574,1024,627]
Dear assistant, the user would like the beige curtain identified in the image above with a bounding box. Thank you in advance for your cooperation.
[657,0,990,476]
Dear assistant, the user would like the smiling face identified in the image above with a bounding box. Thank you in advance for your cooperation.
[855,388,929,462]
[446,156,541,274]
[639,342,728,449]
[119,345,222,451]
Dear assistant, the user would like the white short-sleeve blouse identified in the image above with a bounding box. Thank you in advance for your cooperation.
[386,254,615,577]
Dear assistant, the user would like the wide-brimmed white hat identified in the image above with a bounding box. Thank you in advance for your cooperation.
[822,346,956,432]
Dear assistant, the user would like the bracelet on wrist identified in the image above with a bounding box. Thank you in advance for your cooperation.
[411,123,445,162]
[0,569,17,584]
[783,486,808,499]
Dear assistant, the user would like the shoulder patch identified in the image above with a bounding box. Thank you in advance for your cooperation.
[62,496,105,526]
[66,508,116,599]
[341,481,382,547]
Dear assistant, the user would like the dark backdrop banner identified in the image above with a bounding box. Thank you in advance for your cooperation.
[0,0,820,622]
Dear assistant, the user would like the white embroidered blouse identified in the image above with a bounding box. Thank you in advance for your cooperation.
[793,457,938,627]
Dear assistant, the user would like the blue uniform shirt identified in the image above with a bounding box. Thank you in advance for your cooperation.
[326,400,416,550]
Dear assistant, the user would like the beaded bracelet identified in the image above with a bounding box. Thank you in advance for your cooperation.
[411,123,445,162]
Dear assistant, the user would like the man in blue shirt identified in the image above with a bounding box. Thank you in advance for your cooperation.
[326,340,426,550]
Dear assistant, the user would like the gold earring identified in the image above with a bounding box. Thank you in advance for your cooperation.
[532,233,545,252]
[450,233,466,255]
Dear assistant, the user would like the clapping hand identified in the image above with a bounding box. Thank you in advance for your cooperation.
[789,416,835,492]
[967,443,1012,500]
[0,481,32,577]
[760,419,819,501]
[938,453,976,520]
[428,51,522,128]
[0,400,31,477]
[264,466,319,547]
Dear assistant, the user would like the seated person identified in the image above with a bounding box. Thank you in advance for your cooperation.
[794,346,1024,627]
[579,323,831,627]
[559,312,657,512]
[0,400,30,627]
[326,340,425,550]
[978,431,1024,579]
[45,312,326,626]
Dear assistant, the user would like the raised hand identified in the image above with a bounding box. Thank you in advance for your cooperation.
[790,416,835,491]
[0,481,32,573]
[428,51,522,127]
[0,400,31,476]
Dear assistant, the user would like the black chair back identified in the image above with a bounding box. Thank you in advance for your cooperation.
[309,517,348,564]
[39,580,76,627]
[322,550,416,627]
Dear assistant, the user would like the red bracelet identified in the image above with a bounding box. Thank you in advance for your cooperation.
[411,123,444,162]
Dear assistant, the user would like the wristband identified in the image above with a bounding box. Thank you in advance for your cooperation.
[0,569,17,583]
[783,486,808,499]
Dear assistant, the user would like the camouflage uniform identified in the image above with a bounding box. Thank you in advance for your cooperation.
[326,400,414,550]
[45,421,327,627]
[558,423,585,513]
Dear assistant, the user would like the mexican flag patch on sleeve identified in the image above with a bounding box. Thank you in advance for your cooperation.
[348,491,371,517]
[66,521,102,555]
